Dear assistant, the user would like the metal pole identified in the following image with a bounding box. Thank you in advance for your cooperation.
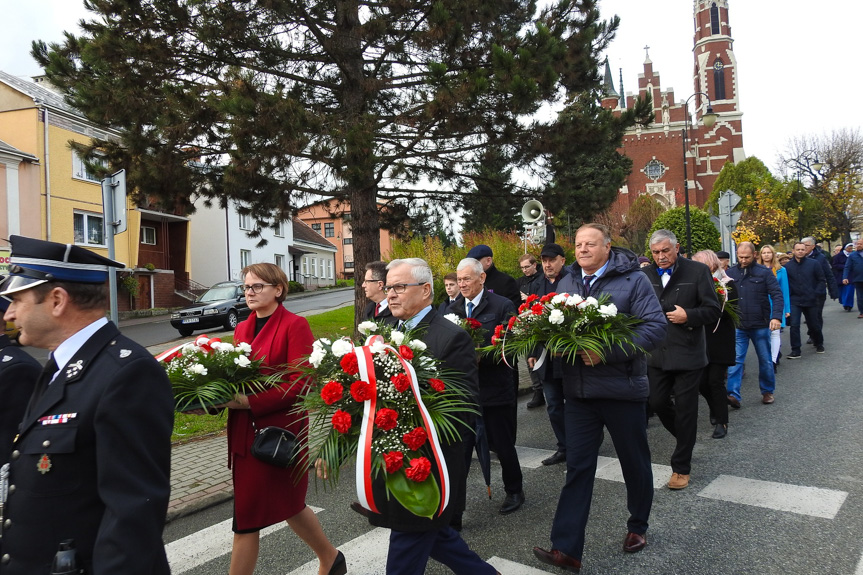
[682,123,692,257]
[796,171,803,239]
[101,177,119,326]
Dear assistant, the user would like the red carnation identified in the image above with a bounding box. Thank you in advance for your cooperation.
[391,373,411,393]
[340,352,359,375]
[518,303,528,313]
[465,318,482,330]
[375,408,399,431]
[398,345,414,360]
[350,380,373,402]
[526,294,538,304]
[494,324,504,338]
[405,457,432,482]
[428,378,445,392]
[384,451,404,473]
[332,410,352,433]
[491,335,499,345]
[402,427,428,451]
[531,303,545,315]
[507,316,518,330]
[320,381,344,405]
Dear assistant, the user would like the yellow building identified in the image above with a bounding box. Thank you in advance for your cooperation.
[0,71,191,310]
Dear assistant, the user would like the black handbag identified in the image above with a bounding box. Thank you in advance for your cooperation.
[250,423,298,468]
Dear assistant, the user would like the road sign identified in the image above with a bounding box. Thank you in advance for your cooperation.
[101,169,127,234]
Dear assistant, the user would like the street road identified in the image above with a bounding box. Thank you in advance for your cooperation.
[162,304,863,575]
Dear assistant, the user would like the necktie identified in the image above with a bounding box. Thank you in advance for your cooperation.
[23,355,58,421]
[658,267,672,287]
[374,302,381,317]
[466,302,474,318]
[583,275,595,296]
[396,320,405,331]
[657,267,672,276]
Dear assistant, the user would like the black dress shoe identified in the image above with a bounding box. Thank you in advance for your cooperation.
[623,532,647,553]
[328,551,347,575]
[533,547,581,572]
[527,390,546,409]
[499,490,525,514]
[349,501,371,518]
[542,450,566,466]
[712,423,727,439]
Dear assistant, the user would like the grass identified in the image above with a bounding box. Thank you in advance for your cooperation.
[170,306,356,444]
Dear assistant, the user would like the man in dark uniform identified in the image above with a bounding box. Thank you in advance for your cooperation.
[0,287,40,464]
[0,236,174,575]
[361,260,395,324]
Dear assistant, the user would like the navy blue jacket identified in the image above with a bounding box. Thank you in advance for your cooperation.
[557,248,667,401]
[725,262,783,329]
[784,256,827,307]
[843,250,863,284]
[809,246,839,298]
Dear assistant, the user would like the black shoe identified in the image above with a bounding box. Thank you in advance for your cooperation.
[845,306,853,311]
[542,450,566,466]
[816,345,825,353]
[787,351,802,359]
[499,490,525,514]
[712,423,727,439]
[526,390,545,409]
[806,338,813,345]
[328,551,347,575]
[710,415,717,425]
[349,501,371,518]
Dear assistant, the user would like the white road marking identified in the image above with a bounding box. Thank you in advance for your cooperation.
[284,527,390,575]
[514,446,556,469]
[595,456,673,490]
[697,475,848,519]
[488,556,555,574]
[855,550,863,575]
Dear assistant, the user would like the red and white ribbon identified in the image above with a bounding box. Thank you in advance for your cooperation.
[156,334,221,363]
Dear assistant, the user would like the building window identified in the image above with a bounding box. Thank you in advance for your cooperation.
[73,212,105,246]
[343,237,353,245]
[324,222,335,237]
[275,254,285,270]
[140,226,157,245]
[71,151,106,183]
[710,3,720,35]
[327,259,333,279]
[302,257,309,276]
[274,221,284,237]
[238,212,251,230]
[344,261,354,270]
[311,223,321,234]
[311,258,318,277]
[713,59,726,100]
[240,249,252,269]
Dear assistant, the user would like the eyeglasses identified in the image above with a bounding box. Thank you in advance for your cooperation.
[383,282,426,294]
[519,264,535,270]
[362,279,383,284]
[242,283,273,294]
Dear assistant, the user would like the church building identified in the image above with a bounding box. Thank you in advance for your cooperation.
[602,0,745,211]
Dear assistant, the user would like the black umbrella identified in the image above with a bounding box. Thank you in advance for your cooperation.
[472,416,492,499]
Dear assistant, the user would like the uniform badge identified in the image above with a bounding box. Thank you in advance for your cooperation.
[37,454,52,474]
[119,349,132,358]
[65,360,84,377]
[2,355,11,362]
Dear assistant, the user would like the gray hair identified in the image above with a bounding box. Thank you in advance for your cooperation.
[649,229,678,246]
[386,258,434,292]
[801,236,816,246]
[456,258,484,276]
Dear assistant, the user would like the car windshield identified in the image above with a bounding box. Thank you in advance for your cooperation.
[197,286,237,302]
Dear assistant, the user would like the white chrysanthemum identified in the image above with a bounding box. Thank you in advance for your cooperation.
[234,355,251,368]
[330,338,354,357]
[599,303,618,317]
[309,349,326,368]
[443,313,460,324]
[390,331,405,345]
[583,296,599,308]
[370,340,387,355]
[548,309,565,325]
[565,294,583,307]
[217,342,236,353]
[189,363,208,375]
[409,339,427,351]
[237,342,253,354]
[358,321,378,335]
[551,294,568,305]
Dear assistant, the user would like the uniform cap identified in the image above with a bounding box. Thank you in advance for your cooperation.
[466,244,493,259]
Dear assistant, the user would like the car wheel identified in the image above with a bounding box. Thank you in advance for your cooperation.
[225,310,239,331]
[178,327,194,337]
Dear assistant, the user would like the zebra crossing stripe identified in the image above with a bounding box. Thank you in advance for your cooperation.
[697,475,848,519]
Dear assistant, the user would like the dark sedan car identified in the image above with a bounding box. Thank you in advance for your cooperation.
[170,281,252,337]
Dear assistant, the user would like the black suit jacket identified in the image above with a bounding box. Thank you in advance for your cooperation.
[484,264,521,308]
[0,334,39,464]
[361,300,396,325]
[645,257,721,371]
[450,291,516,406]
[1,323,174,575]
[368,308,478,533]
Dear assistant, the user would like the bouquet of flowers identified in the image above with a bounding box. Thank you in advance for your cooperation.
[158,334,281,411]
[485,292,643,366]
[298,321,477,518]
[712,275,740,330]
[442,313,487,347]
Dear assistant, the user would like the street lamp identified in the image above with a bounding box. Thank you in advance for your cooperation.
[785,150,823,239]
[681,92,717,257]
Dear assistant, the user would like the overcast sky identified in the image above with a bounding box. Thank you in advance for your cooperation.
[2,1,859,175]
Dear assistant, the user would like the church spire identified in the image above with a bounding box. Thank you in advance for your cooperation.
[619,67,626,109]
[602,58,618,98]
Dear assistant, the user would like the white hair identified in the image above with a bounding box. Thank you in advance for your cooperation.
[386,258,434,293]
[649,229,678,246]
[456,258,484,276]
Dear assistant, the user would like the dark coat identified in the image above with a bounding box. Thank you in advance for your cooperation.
[832,250,850,286]
[368,309,479,533]
[809,246,839,298]
[705,278,738,366]
[785,256,827,307]
[437,298,458,315]
[528,266,573,381]
[517,271,541,295]
[725,263,783,329]
[0,334,39,463]
[843,250,863,284]
[361,300,396,325]
[449,290,517,406]
[0,322,173,575]
[558,248,667,401]
[645,256,721,371]
[484,264,521,308]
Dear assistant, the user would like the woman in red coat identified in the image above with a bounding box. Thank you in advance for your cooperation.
[222,263,344,575]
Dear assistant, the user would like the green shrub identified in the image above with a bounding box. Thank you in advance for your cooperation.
[288,281,304,293]
[645,207,720,256]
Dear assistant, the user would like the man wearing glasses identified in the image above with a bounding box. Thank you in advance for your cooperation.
[361,258,498,575]
[360,260,395,324]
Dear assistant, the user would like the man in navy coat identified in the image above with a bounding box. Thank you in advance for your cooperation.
[842,238,863,317]
[0,236,173,575]
[785,241,828,358]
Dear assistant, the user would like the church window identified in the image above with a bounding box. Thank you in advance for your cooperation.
[713,59,726,100]
[642,159,667,182]
[710,3,720,35]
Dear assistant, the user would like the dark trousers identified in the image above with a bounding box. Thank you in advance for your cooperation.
[549,398,653,561]
[809,294,827,338]
[463,406,523,494]
[387,527,497,575]
[542,377,566,452]
[855,283,863,313]
[648,367,701,475]
[699,363,729,425]
[790,304,822,351]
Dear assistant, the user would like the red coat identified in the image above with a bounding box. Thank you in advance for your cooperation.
[228,304,313,530]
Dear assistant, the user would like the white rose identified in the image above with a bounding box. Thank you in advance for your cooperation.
[234,355,251,368]
[565,294,583,307]
[551,294,568,305]
[237,342,253,354]
[409,339,427,351]
[443,313,460,324]
[358,321,378,335]
[390,330,405,345]
[189,363,208,375]
[330,338,354,357]
[217,342,236,353]
[548,309,565,325]
[599,303,618,318]
[583,296,599,308]
[370,340,386,355]
[309,349,326,368]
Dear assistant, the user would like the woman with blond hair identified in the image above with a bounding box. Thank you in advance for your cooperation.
[758,245,791,371]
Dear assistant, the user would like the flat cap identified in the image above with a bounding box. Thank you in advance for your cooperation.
[466,244,493,259]
[540,243,565,258]
[716,251,731,259]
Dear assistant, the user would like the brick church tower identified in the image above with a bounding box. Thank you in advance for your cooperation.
[605,0,745,211]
